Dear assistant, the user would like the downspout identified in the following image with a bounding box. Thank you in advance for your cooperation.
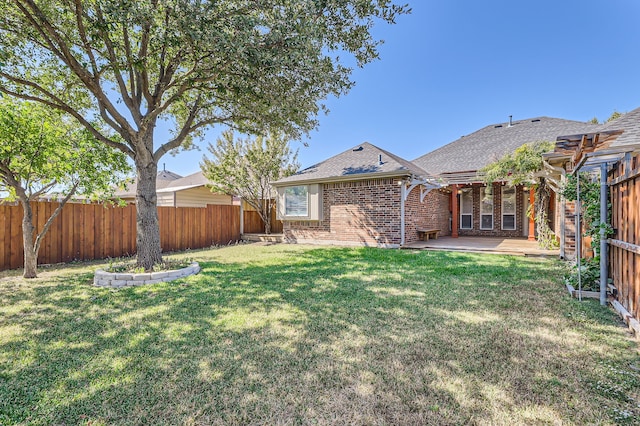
[400,181,406,246]
[599,162,608,306]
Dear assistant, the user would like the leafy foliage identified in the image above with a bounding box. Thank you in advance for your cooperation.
[482,141,555,185]
[202,130,299,234]
[564,256,601,292]
[561,173,613,255]
[0,99,129,201]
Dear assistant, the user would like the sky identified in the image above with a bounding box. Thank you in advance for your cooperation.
[160,0,640,177]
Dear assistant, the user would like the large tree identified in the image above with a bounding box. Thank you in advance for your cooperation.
[202,130,299,234]
[0,98,129,278]
[0,0,409,269]
[481,141,556,249]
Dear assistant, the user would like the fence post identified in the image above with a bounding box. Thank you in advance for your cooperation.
[599,162,608,306]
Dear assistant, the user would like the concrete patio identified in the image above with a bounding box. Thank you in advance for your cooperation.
[403,236,560,257]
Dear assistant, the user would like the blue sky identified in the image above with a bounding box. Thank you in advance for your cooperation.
[161,0,640,176]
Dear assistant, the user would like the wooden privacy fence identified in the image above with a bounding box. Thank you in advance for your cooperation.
[243,208,283,234]
[0,201,240,271]
[609,153,640,320]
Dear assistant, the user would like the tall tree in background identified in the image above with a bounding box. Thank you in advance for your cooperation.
[0,98,129,278]
[202,130,299,234]
[0,1,409,270]
[481,141,556,249]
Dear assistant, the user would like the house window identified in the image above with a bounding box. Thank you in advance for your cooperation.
[460,188,472,229]
[284,186,309,216]
[502,186,516,230]
[480,187,493,230]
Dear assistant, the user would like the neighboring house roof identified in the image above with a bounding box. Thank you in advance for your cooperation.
[274,142,431,185]
[115,169,183,198]
[413,117,597,175]
[157,171,211,193]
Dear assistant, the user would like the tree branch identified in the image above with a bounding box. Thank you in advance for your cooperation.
[19,0,138,139]
[0,84,133,156]
[94,4,141,126]
[34,182,79,254]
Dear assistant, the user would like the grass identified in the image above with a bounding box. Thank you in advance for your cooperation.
[0,244,639,425]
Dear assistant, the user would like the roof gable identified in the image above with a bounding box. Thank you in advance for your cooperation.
[413,116,597,175]
[274,142,430,185]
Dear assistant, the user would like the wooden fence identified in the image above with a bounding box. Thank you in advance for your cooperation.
[609,153,640,320]
[243,206,283,234]
[0,202,240,271]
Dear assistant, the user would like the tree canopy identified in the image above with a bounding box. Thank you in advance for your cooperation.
[0,0,409,269]
[0,97,129,277]
[202,130,299,234]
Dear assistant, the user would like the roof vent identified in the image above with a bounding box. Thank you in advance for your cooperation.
[378,154,383,166]
[531,119,541,122]
[352,146,363,152]
[508,115,513,127]
[494,125,503,128]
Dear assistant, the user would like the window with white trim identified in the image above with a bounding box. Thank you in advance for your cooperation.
[480,187,493,230]
[502,186,516,230]
[460,188,472,229]
[284,186,308,216]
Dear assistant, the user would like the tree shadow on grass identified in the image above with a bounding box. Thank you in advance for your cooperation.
[0,247,636,425]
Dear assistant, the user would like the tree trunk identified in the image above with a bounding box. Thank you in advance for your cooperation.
[135,159,163,270]
[20,201,38,278]
[262,199,272,234]
[535,177,554,250]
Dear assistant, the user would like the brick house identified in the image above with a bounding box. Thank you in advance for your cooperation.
[413,116,596,241]
[274,117,597,248]
[272,143,448,247]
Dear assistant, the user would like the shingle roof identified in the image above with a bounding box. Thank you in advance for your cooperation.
[114,169,183,198]
[274,142,431,185]
[413,117,597,175]
[592,107,640,147]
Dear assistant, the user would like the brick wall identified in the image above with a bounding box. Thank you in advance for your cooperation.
[564,200,576,260]
[458,183,526,238]
[404,188,451,243]
[284,178,403,247]
[283,178,452,247]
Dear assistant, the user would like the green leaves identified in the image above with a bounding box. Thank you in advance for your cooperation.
[201,130,299,232]
[481,141,555,186]
[0,98,130,202]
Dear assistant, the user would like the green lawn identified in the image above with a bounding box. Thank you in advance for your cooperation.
[1,244,639,425]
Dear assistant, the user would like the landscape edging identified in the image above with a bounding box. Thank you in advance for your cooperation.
[94,262,200,288]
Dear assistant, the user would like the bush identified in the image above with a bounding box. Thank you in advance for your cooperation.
[565,257,600,292]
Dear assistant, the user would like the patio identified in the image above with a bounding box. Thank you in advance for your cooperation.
[403,236,560,257]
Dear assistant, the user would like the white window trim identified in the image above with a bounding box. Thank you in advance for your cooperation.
[501,186,517,230]
[459,188,473,230]
[479,187,493,230]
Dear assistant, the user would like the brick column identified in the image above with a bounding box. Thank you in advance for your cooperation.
[528,188,536,241]
[451,184,459,238]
